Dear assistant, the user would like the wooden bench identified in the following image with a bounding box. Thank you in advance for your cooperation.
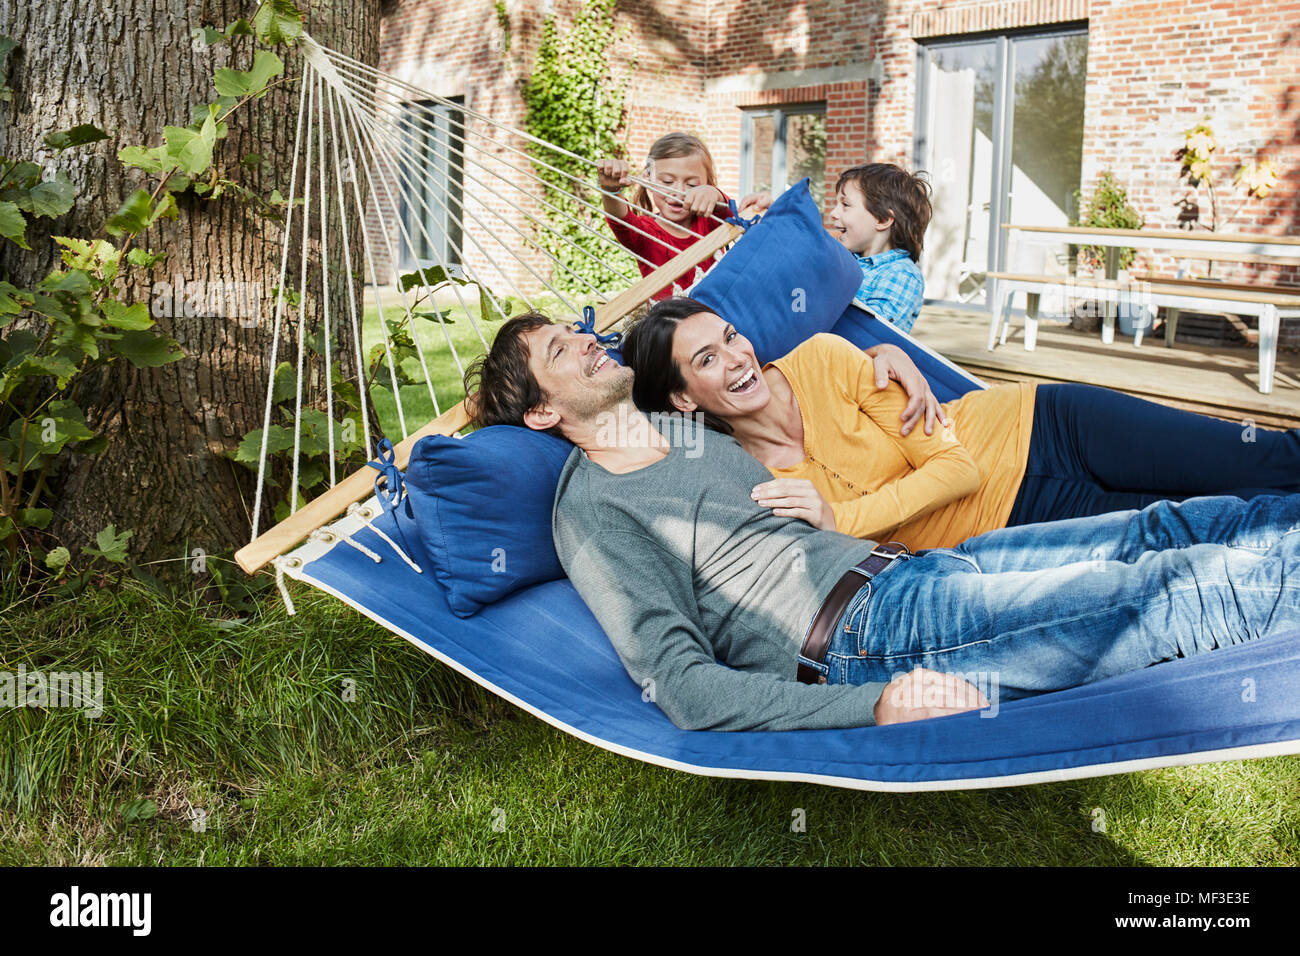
[988,226,1300,394]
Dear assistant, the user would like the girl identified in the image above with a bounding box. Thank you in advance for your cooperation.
[621,297,1300,549]
[596,133,769,301]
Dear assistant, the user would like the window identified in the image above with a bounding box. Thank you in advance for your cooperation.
[741,105,827,210]
[398,97,464,271]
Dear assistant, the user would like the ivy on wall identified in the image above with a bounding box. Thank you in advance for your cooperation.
[520,0,636,298]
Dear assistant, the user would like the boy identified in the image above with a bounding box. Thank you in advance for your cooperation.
[829,163,933,333]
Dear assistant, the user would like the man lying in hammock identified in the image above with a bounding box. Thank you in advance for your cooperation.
[464,313,1300,730]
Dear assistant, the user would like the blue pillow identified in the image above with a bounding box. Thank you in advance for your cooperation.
[402,425,576,618]
[690,178,862,364]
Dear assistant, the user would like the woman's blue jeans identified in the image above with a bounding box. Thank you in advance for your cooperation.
[823,494,1300,701]
[1006,383,1300,525]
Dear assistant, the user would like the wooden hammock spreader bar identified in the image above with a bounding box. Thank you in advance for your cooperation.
[235,222,743,574]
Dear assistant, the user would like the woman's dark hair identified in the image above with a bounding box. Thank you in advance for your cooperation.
[463,311,563,436]
[621,296,735,434]
[835,163,933,261]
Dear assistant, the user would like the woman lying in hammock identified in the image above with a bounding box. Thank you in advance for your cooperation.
[620,296,1300,549]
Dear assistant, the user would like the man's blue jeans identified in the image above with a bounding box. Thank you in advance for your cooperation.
[822,494,1300,700]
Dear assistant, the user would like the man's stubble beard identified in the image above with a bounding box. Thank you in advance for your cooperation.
[567,363,635,421]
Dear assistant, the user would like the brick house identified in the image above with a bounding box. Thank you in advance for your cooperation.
[371,0,1299,338]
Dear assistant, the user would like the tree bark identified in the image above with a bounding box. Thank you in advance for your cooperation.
[0,0,379,574]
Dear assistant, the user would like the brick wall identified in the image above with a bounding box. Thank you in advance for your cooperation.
[361,0,1300,340]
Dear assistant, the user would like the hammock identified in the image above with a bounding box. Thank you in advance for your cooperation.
[234,36,1300,791]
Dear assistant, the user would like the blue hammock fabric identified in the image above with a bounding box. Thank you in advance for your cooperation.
[283,306,1300,789]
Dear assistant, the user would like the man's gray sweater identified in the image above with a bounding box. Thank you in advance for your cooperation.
[551,415,890,731]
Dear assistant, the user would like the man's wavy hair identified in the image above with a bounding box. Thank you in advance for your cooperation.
[462,311,563,436]
[835,163,933,262]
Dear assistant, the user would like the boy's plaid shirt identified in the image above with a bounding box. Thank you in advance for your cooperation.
[853,247,924,333]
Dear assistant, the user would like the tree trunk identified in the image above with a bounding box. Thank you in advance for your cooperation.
[0,0,379,575]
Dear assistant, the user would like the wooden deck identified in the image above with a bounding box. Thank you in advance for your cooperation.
[911,305,1300,428]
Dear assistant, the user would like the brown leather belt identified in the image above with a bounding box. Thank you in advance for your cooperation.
[797,543,910,685]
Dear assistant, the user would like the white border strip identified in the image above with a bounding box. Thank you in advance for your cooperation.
[279,540,1300,793]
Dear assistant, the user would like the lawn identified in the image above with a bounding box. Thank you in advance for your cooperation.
[1,577,1297,866]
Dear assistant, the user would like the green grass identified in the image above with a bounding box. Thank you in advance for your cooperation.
[360,292,576,437]
[1,579,1297,866]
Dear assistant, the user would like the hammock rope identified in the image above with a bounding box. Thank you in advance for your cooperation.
[241,33,745,570]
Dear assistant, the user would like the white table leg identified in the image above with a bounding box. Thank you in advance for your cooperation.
[1101,295,1116,346]
[1259,304,1279,394]
[1024,291,1039,352]
[1164,308,1179,348]
[987,283,1008,351]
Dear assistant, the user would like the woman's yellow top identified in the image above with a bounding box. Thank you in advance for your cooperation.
[766,333,1037,549]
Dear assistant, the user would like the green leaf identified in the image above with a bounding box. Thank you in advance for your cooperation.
[214,49,284,97]
[235,424,295,464]
[106,189,177,237]
[252,0,304,45]
[226,18,255,38]
[271,361,297,404]
[151,192,178,226]
[38,269,93,295]
[87,524,133,564]
[53,236,116,271]
[0,199,29,249]
[0,355,79,394]
[399,265,463,291]
[101,300,153,330]
[17,508,52,530]
[111,330,184,367]
[117,144,172,175]
[163,114,217,175]
[29,173,75,218]
[0,36,16,102]
[240,153,262,168]
[106,189,153,236]
[45,546,71,571]
[126,247,166,269]
[43,124,109,151]
[0,280,32,321]
[479,285,508,323]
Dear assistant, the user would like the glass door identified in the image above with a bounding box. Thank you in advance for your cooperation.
[915,27,1087,307]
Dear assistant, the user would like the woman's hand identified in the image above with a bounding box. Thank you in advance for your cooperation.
[683,183,725,217]
[873,667,989,725]
[737,191,772,216]
[596,158,631,191]
[864,343,949,437]
[751,478,837,531]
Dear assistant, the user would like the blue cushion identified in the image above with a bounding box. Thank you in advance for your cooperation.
[690,178,862,364]
[402,425,576,618]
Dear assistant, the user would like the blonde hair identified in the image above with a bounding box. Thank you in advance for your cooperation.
[631,132,718,213]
